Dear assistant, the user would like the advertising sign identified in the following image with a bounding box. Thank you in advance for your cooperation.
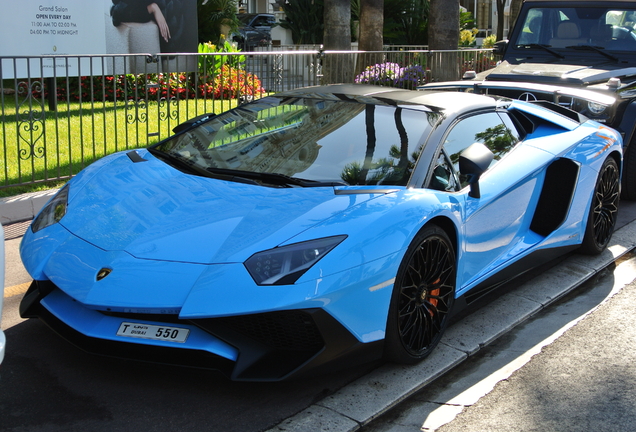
[1,0,198,78]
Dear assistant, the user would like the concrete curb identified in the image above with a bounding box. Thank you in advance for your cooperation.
[0,189,59,225]
[267,220,636,432]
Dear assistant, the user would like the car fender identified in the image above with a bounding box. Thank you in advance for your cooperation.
[286,188,463,278]
[179,189,463,342]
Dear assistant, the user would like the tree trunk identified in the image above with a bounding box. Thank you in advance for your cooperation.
[358,0,383,51]
[428,0,460,81]
[323,0,352,84]
[357,0,384,74]
[496,0,506,41]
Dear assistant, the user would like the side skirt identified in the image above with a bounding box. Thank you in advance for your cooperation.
[451,244,579,317]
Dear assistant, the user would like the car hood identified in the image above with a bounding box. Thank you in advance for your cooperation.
[481,60,636,87]
[60,151,383,264]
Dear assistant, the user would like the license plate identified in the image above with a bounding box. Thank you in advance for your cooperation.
[116,322,190,343]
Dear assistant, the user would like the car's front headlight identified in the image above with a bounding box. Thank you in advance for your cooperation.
[31,184,70,233]
[587,101,609,116]
[245,235,347,285]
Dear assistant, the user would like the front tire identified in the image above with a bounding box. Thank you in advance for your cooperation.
[385,224,456,364]
[580,157,620,255]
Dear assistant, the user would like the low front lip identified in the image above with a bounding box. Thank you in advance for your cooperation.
[20,281,382,381]
[19,281,238,374]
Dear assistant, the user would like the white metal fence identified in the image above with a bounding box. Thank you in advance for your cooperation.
[0,48,494,190]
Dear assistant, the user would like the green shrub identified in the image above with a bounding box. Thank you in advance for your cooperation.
[198,38,246,81]
[34,41,260,103]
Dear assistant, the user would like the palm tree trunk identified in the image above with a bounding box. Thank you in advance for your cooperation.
[356,0,384,75]
[428,0,460,81]
[323,0,352,84]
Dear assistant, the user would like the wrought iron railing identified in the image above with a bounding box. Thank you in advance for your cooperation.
[0,48,494,190]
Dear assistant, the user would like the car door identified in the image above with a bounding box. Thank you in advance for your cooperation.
[433,110,554,296]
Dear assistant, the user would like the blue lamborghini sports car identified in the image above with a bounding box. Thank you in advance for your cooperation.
[20,84,621,381]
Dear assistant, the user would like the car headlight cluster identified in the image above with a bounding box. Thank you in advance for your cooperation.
[587,101,608,116]
[31,184,70,233]
[244,235,347,285]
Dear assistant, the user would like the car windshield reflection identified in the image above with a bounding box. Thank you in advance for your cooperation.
[152,96,439,186]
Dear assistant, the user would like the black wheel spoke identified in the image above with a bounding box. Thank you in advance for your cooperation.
[396,234,455,356]
[581,157,620,255]
[592,161,619,246]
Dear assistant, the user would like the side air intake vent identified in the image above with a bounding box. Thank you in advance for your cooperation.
[530,158,579,236]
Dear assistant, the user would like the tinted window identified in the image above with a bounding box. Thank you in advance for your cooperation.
[517,9,543,45]
[514,6,636,51]
[428,153,459,192]
[440,112,520,190]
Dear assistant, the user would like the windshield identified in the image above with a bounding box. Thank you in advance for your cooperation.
[152,96,439,187]
[514,6,636,52]
[237,14,255,25]
[237,14,274,27]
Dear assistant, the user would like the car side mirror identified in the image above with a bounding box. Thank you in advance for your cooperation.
[459,143,494,199]
[492,40,508,56]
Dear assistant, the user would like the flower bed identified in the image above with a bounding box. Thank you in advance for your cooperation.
[355,62,428,89]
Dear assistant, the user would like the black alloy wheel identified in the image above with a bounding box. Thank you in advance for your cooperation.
[385,224,456,364]
[580,157,620,255]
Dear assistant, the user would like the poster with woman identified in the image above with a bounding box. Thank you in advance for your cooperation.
[107,0,198,55]
[105,0,198,73]
[0,0,198,78]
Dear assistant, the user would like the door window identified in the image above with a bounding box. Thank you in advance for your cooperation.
[431,112,520,191]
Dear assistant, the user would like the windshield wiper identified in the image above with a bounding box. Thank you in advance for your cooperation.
[517,43,565,59]
[206,167,347,187]
[565,45,619,62]
[148,151,345,187]
[257,172,348,187]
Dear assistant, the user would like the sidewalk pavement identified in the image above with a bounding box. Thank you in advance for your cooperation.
[2,191,635,432]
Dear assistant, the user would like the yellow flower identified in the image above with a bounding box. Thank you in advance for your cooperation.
[460,29,476,46]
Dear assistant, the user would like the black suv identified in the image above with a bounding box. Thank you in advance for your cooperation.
[423,0,636,199]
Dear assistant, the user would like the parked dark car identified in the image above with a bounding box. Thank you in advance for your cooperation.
[422,0,636,200]
[233,13,275,51]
